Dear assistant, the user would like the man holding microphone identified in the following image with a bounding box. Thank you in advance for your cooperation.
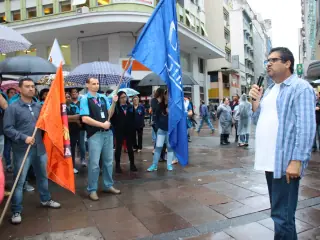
[249,47,316,239]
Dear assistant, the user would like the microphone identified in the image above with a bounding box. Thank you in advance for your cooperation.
[252,76,264,101]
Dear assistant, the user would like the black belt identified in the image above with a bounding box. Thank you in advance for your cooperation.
[99,129,109,132]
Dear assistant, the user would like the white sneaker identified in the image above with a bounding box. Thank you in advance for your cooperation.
[11,213,21,224]
[73,168,79,174]
[41,199,61,209]
[24,182,35,192]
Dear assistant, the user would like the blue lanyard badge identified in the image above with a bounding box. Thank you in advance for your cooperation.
[93,98,101,108]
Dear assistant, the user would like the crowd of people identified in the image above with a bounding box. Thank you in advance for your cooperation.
[0,47,319,240]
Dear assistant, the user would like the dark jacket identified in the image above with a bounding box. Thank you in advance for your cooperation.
[4,100,45,155]
[316,101,320,125]
[134,104,145,129]
[111,103,135,136]
[155,103,168,131]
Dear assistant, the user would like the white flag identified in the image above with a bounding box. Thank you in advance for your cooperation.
[48,39,65,67]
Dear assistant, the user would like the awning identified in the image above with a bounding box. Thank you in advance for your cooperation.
[307,61,320,79]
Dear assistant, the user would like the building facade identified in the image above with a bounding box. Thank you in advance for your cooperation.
[300,0,319,79]
[0,0,225,113]
[206,0,241,103]
[229,0,255,94]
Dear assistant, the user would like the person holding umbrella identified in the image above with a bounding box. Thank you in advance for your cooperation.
[111,91,137,173]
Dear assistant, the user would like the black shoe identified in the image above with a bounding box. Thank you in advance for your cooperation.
[224,134,230,144]
[220,135,227,145]
[115,165,122,174]
[312,148,317,152]
[130,163,138,172]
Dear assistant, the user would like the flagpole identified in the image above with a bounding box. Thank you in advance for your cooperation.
[0,127,38,225]
[108,57,132,121]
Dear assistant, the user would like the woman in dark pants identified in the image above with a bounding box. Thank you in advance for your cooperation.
[111,91,137,173]
[132,96,145,152]
[66,93,82,174]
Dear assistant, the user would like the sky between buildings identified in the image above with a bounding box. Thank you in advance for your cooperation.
[246,0,301,65]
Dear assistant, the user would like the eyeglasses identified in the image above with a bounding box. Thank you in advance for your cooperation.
[264,58,283,64]
[28,104,34,117]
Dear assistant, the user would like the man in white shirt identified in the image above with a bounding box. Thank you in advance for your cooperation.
[249,47,316,240]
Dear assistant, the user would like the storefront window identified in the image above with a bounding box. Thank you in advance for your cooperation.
[0,54,6,62]
[78,0,90,7]
[0,13,6,23]
[97,0,110,6]
[11,11,21,21]
[16,48,37,56]
[27,8,37,19]
[60,1,72,12]
[43,4,54,15]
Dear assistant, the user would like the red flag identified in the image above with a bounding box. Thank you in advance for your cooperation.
[36,63,75,193]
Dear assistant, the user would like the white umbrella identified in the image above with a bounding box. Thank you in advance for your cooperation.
[312,79,320,84]
[108,88,139,98]
[0,25,32,54]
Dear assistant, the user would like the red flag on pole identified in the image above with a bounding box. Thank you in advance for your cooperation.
[36,63,75,193]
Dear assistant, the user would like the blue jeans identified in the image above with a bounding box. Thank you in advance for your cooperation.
[197,116,215,132]
[152,128,156,142]
[3,136,11,167]
[87,131,114,193]
[239,134,249,144]
[11,148,51,214]
[266,172,299,240]
[79,130,86,161]
[152,129,173,167]
[313,124,320,149]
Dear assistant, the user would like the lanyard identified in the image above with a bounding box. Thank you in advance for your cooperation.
[92,98,101,108]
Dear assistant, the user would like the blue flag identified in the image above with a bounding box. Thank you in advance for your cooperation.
[130,0,188,165]
[120,61,133,89]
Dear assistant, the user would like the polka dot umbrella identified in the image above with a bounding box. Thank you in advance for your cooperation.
[0,25,32,54]
[65,61,132,86]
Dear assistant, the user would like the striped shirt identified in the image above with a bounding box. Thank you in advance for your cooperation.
[252,74,316,179]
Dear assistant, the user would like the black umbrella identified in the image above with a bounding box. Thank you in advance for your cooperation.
[0,55,56,76]
[65,85,84,92]
[138,72,198,87]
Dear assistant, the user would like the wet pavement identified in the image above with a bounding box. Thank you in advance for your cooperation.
[1,124,320,239]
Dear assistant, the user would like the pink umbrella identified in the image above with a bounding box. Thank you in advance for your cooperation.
[1,80,19,93]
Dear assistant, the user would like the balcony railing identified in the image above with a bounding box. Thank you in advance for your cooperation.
[4,0,207,39]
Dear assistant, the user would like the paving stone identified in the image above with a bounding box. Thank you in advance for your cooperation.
[296,207,320,227]
[238,195,270,211]
[204,182,258,200]
[184,231,234,239]
[298,227,320,240]
[224,222,274,240]
[258,217,313,233]
[210,202,245,215]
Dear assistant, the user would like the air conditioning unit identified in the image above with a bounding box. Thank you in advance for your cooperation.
[76,6,89,14]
